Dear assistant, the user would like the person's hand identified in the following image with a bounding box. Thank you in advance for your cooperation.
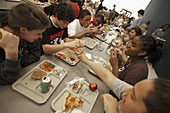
[101,94,118,113]
[76,39,85,48]
[109,52,118,68]
[0,28,19,60]
[0,28,19,52]
[86,28,97,35]
[66,39,84,48]
[78,53,89,64]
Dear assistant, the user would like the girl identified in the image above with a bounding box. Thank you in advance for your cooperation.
[152,24,170,47]
[0,3,50,85]
[110,35,162,86]
[79,52,169,113]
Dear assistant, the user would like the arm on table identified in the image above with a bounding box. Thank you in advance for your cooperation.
[42,39,84,54]
[79,53,117,89]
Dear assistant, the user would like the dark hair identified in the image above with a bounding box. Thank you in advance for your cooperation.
[146,20,150,25]
[160,24,170,28]
[78,9,91,19]
[138,9,144,16]
[70,0,78,3]
[139,35,162,66]
[96,14,104,23]
[8,3,50,32]
[131,27,142,36]
[143,78,170,113]
[53,2,75,22]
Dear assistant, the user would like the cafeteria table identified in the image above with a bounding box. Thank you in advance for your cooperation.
[0,39,111,113]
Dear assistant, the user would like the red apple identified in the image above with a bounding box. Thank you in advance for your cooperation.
[89,83,97,91]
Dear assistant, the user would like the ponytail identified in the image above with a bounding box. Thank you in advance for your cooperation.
[147,47,162,66]
[139,35,163,66]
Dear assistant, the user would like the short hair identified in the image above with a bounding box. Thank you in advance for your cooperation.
[8,3,50,32]
[131,26,142,36]
[53,2,75,22]
[96,14,104,23]
[138,9,144,16]
[78,9,91,19]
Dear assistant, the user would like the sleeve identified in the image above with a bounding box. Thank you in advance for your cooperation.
[40,29,51,45]
[20,40,41,67]
[68,22,77,37]
[0,59,21,85]
[110,78,133,100]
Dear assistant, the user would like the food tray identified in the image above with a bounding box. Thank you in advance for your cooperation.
[88,57,112,75]
[81,37,98,49]
[12,60,67,104]
[56,48,80,66]
[51,77,99,113]
[95,34,107,41]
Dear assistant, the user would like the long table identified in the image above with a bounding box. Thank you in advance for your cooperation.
[0,38,111,113]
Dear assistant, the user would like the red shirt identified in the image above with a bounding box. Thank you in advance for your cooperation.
[71,2,80,19]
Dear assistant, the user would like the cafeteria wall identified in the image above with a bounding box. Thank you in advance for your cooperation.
[141,0,170,79]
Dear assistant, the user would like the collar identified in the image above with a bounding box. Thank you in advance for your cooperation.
[50,16,59,28]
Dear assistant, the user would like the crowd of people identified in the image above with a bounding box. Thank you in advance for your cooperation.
[0,0,170,113]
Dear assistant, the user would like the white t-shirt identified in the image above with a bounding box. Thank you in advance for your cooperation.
[68,19,87,37]
[111,78,133,113]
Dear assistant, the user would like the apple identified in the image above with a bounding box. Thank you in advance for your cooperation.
[89,83,97,91]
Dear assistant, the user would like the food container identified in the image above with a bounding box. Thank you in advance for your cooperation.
[56,48,80,65]
[51,77,99,113]
[12,60,67,104]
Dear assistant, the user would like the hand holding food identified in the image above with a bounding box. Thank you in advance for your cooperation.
[101,94,118,113]
[109,52,118,68]
[78,53,89,64]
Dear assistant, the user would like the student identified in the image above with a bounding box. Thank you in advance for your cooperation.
[110,35,162,86]
[131,9,144,28]
[122,17,131,29]
[39,2,84,55]
[78,52,170,113]
[121,27,142,45]
[95,0,104,15]
[89,14,104,35]
[68,9,96,39]
[152,24,170,47]
[113,4,116,12]
[139,20,150,35]
[0,3,50,85]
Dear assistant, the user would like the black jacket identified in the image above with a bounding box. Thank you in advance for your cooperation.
[0,39,41,85]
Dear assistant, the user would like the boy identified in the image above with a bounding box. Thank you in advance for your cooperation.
[68,9,96,39]
[39,2,84,55]
[89,14,104,35]
[131,9,144,28]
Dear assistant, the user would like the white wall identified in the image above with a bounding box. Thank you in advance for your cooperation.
[92,0,151,18]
